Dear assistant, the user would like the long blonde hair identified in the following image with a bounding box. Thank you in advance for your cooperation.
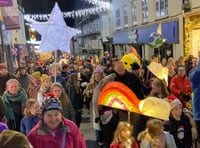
[24,99,38,117]
[112,121,134,146]
[150,78,169,98]
[51,82,70,107]
[137,119,163,141]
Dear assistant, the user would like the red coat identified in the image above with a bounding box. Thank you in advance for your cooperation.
[169,74,192,107]
[170,75,192,96]
[27,118,86,148]
[110,140,139,148]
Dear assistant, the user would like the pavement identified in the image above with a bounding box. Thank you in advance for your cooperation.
[80,108,102,148]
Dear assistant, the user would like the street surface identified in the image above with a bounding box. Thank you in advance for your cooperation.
[80,108,101,148]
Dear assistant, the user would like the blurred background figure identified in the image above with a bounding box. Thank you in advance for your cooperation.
[16,66,30,92]
[189,51,200,143]
[0,63,16,96]
[66,74,82,127]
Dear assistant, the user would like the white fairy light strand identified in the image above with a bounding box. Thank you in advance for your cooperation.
[24,1,110,21]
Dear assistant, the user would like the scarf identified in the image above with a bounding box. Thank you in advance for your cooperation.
[2,87,27,129]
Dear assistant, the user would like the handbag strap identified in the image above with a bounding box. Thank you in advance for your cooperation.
[61,129,67,148]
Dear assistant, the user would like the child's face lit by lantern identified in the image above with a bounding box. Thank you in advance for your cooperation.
[121,128,131,139]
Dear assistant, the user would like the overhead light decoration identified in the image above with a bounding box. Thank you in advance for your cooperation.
[24,0,111,21]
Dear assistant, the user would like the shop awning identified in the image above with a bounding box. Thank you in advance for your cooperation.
[113,20,179,44]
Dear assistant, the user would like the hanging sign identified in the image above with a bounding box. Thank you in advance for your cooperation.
[2,0,20,30]
[0,0,12,7]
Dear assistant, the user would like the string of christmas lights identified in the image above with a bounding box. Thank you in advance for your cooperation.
[24,0,110,21]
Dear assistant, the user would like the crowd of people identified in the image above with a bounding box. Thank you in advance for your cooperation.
[0,50,199,148]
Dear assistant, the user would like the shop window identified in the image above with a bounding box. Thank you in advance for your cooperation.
[123,5,128,28]
[131,0,137,25]
[115,9,121,30]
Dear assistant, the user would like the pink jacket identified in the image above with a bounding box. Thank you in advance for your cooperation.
[27,118,86,148]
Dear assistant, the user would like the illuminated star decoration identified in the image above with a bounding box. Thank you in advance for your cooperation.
[30,2,79,53]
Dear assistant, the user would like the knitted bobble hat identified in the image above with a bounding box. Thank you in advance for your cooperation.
[42,97,62,115]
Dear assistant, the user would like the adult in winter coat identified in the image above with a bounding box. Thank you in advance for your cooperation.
[189,51,200,141]
[170,65,192,108]
[2,79,28,131]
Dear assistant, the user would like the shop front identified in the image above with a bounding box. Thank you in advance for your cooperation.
[113,20,179,59]
[184,13,200,57]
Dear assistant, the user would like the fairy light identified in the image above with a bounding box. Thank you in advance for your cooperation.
[24,0,111,21]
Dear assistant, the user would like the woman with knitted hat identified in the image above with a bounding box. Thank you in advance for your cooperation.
[27,97,86,148]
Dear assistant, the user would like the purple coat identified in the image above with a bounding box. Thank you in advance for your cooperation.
[27,117,86,148]
[0,122,8,133]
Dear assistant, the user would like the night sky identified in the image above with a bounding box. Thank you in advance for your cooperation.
[22,0,90,26]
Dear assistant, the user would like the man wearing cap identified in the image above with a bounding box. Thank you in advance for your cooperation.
[27,97,86,148]
[0,63,16,96]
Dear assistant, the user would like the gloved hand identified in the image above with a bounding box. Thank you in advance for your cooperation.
[95,117,100,123]
[182,94,192,102]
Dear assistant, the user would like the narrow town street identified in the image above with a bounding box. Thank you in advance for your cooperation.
[80,108,101,148]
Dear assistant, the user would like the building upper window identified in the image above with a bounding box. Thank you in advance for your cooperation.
[142,0,148,22]
[123,5,128,28]
[131,0,137,25]
[115,9,121,30]
[156,0,168,18]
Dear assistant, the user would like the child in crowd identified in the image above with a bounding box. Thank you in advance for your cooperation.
[138,118,177,148]
[20,99,41,135]
[37,74,52,106]
[27,71,41,99]
[110,121,139,148]
[164,99,193,148]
